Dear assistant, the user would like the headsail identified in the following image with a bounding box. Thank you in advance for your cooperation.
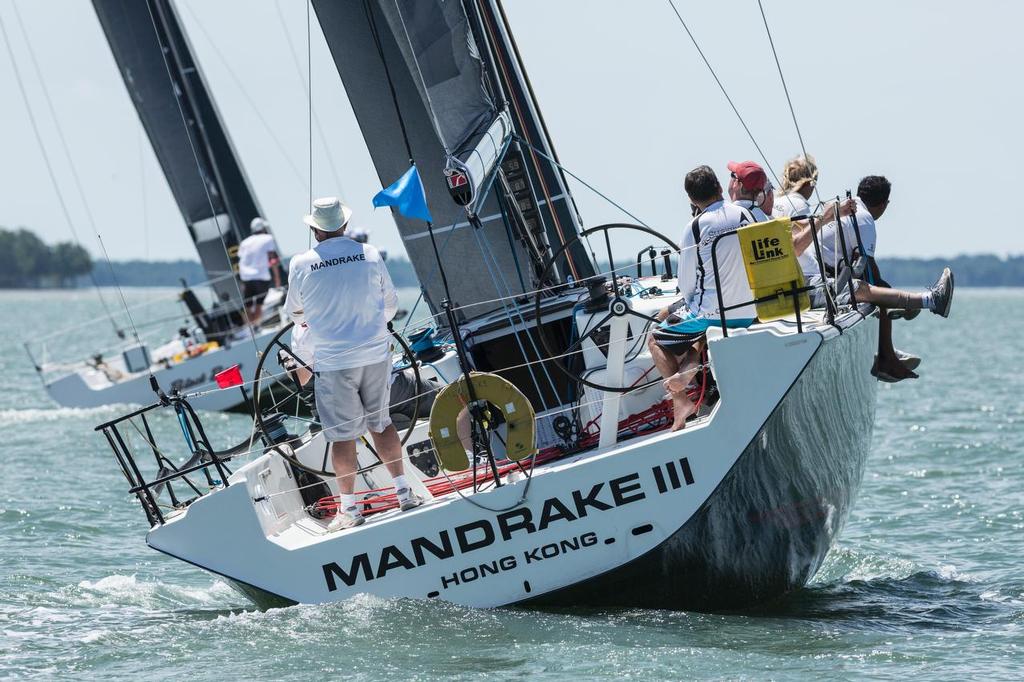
[91,0,264,310]
[313,0,594,317]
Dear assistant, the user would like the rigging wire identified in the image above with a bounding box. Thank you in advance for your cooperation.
[664,0,785,191]
[513,135,651,228]
[3,1,123,337]
[473,2,581,282]
[273,0,347,199]
[142,0,260,355]
[178,0,309,192]
[307,0,312,209]
[138,128,150,264]
[1,11,146,356]
[756,0,822,205]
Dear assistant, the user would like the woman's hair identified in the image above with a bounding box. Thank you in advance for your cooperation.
[779,154,818,194]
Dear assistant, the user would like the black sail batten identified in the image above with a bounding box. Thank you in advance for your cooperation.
[312,0,593,317]
[91,0,264,310]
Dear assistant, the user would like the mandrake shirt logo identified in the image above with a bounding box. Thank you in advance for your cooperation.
[310,253,365,272]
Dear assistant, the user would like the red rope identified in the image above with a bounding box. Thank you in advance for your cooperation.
[312,395,689,518]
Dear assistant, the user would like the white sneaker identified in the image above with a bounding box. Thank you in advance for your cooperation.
[396,488,424,512]
[327,508,365,532]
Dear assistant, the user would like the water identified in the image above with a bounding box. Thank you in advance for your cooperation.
[1,288,1021,680]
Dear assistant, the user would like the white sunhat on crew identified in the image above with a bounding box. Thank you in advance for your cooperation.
[303,197,353,233]
[346,226,369,243]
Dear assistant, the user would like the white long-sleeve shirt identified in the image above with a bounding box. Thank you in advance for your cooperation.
[772,192,820,278]
[678,200,759,322]
[284,236,397,371]
[818,197,877,270]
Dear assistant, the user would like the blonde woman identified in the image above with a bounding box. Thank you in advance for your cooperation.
[773,154,819,219]
[772,154,854,281]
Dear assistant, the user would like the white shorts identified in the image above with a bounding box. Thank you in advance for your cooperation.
[315,360,393,441]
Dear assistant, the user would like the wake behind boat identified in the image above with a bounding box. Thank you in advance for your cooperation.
[95,0,886,611]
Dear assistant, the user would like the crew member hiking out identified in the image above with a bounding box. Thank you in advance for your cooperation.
[284,197,424,531]
[817,175,954,381]
[648,164,760,431]
[237,217,281,326]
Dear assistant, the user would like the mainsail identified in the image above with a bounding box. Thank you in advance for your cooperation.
[91,0,263,310]
[313,0,594,317]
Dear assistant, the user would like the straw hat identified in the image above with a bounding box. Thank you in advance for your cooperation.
[303,197,353,233]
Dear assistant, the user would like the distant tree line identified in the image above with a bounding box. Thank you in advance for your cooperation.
[876,255,1024,287]
[0,227,92,288]
[86,254,1024,289]
[2,226,1022,289]
[90,259,206,287]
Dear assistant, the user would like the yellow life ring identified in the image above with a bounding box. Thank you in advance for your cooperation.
[428,372,536,472]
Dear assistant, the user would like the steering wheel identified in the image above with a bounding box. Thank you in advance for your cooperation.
[534,223,679,394]
[251,321,423,477]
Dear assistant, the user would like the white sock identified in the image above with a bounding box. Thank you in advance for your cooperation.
[339,493,359,515]
[921,291,933,310]
[393,475,410,496]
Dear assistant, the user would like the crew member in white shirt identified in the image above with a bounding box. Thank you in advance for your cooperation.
[647,164,760,431]
[236,217,281,326]
[816,176,953,381]
[284,197,423,531]
[771,154,858,283]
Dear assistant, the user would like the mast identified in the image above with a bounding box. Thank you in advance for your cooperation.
[468,0,595,286]
[91,0,264,310]
[312,0,594,318]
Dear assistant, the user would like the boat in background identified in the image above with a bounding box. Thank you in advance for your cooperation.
[26,0,288,411]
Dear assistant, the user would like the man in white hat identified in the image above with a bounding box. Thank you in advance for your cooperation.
[236,216,281,326]
[284,197,423,531]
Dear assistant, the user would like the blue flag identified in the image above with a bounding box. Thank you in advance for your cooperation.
[372,165,433,223]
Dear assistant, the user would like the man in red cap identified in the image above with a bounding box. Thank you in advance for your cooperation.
[726,160,772,222]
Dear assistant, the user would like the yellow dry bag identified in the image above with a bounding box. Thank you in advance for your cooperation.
[738,217,809,322]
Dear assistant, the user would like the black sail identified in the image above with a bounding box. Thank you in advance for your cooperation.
[313,0,594,317]
[91,0,263,309]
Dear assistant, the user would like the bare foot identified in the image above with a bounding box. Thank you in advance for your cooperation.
[670,393,697,431]
[663,366,699,394]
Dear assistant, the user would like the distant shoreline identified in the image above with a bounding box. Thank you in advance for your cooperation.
[0,254,1021,290]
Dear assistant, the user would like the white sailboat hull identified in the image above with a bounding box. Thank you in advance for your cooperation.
[143,312,877,610]
[45,328,285,412]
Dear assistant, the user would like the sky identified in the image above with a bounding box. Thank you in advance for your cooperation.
[0,0,1021,264]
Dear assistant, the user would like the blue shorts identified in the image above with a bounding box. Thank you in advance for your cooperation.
[651,306,754,354]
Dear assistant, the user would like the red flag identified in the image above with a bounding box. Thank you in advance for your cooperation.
[215,365,244,389]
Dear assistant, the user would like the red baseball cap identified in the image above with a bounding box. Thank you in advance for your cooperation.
[727,161,768,191]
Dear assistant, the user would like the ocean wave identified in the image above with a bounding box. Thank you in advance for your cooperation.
[74,574,239,610]
[811,546,917,585]
[0,405,122,426]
